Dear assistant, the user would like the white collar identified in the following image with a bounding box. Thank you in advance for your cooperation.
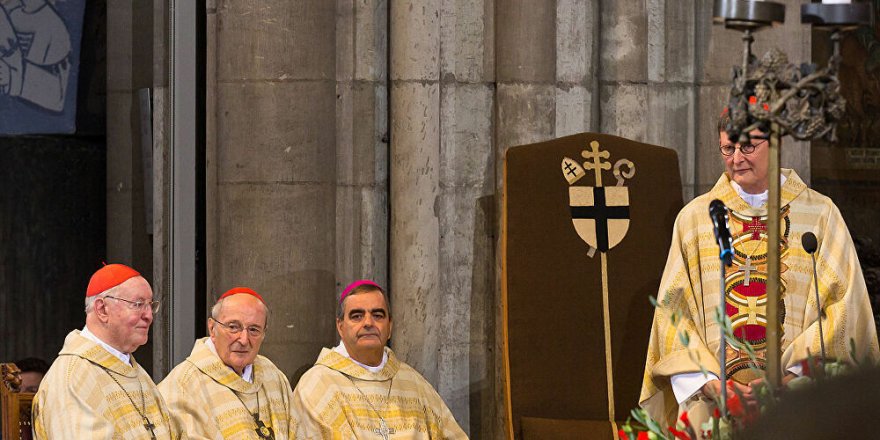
[81,325,131,365]
[333,341,387,373]
[204,338,253,383]
[729,174,788,208]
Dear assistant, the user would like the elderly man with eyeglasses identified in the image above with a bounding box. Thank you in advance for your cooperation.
[33,263,178,439]
[639,109,880,430]
[158,287,299,439]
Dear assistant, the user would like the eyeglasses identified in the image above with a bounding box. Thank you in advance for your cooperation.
[210,318,265,338]
[720,139,767,156]
[104,296,161,313]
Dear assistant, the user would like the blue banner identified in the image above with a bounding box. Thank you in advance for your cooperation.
[0,0,86,134]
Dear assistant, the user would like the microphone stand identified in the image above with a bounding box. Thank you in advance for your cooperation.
[809,249,827,362]
[719,259,728,416]
[710,200,734,416]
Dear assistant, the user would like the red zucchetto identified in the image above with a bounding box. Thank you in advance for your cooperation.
[86,263,141,297]
[218,287,265,304]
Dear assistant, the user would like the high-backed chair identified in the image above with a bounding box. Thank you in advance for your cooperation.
[502,133,683,439]
[1,363,35,440]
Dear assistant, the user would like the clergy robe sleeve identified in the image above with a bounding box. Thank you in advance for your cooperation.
[640,208,723,427]
[781,204,880,369]
[289,367,341,440]
[158,365,245,440]
[33,363,115,440]
[416,377,469,440]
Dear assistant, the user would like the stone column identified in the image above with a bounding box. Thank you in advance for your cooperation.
[495,1,557,437]
[208,0,338,379]
[390,1,496,435]
[335,0,389,288]
[437,0,496,435]
[388,0,442,385]
[598,1,649,141]
[646,0,698,199]
[556,0,601,136]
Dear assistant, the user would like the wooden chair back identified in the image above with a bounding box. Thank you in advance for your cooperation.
[1,363,35,440]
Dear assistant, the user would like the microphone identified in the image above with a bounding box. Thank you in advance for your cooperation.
[709,200,734,267]
[802,232,818,254]
[802,231,826,361]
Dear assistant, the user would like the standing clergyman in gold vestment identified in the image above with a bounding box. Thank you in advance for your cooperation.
[640,113,880,429]
[292,280,468,439]
[159,287,300,439]
[33,264,178,439]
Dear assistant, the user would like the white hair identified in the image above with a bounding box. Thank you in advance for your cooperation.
[84,283,122,313]
[211,296,270,329]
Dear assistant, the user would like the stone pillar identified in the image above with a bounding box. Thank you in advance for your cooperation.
[389,0,442,384]
[495,1,557,437]
[335,0,389,288]
[598,1,649,141]
[646,0,698,200]
[390,0,496,435]
[437,0,496,436]
[556,0,600,136]
[207,0,338,379]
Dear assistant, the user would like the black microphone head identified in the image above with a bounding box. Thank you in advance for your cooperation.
[802,232,818,254]
[709,199,726,216]
[708,200,728,230]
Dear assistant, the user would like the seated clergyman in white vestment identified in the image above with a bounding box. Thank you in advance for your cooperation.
[33,264,179,439]
[159,287,300,439]
[292,280,469,439]
[640,112,880,429]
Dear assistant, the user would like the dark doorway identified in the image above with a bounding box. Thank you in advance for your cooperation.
[0,0,107,365]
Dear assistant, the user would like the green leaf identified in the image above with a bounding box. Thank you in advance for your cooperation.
[678,330,690,347]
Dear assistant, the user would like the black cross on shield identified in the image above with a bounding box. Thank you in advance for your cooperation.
[569,186,630,252]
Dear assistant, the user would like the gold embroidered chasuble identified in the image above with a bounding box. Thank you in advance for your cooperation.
[158,337,298,439]
[639,169,880,427]
[291,347,468,439]
[32,330,178,440]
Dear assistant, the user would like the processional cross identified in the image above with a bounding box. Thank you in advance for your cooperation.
[581,140,611,186]
[561,139,635,439]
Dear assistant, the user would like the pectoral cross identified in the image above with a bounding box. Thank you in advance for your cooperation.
[254,417,275,440]
[373,419,395,440]
[143,417,157,440]
[740,257,757,286]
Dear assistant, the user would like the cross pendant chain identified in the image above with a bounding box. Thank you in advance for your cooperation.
[374,419,395,440]
[102,368,157,440]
